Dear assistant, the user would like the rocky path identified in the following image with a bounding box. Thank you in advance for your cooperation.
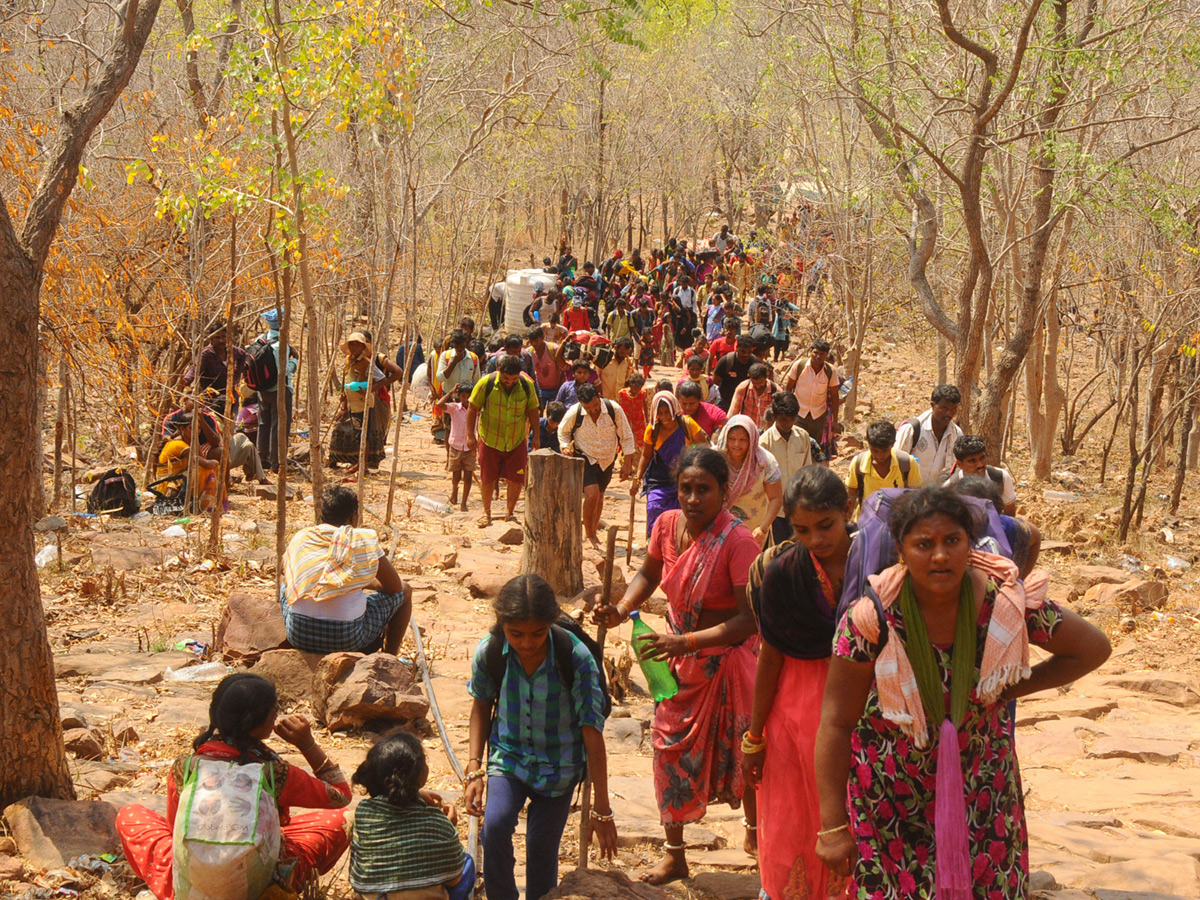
[5,402,1200,900]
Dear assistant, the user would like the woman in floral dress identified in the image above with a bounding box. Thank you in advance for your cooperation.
[598,446,762,885]
[814,487,1111,898]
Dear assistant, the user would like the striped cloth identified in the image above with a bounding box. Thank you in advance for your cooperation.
[350,798,465,893]
[281,525,381,607]
[468,373,539,453]
[468,631,606,797]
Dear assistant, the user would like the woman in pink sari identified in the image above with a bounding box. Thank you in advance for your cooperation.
[597,446,762,884]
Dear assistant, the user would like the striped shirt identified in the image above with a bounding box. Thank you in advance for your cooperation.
[728,380,777,429]
[468,632,606,797]
[469,372,540,453]
[350,798,465,893]
[281,525,382,609]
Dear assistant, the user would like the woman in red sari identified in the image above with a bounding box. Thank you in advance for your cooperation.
[597,446,761,884]
[744,466,853,900]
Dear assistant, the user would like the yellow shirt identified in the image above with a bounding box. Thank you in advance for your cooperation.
[845,449,924,507]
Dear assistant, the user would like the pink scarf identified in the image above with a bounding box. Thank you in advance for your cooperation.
[715,415,773,507]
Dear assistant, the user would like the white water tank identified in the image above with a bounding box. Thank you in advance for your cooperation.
[503,268,551,334]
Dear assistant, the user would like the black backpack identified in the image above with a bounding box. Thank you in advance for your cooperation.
[86,468,140,517]
[244,336,279,392]
[483,617,611,717]
[481,371,535,405]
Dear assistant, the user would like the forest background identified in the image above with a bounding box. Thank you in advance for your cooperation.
[3,0,1200,805]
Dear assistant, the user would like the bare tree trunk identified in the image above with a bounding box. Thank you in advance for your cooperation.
[520,451,584,596]
[54,353,67,508]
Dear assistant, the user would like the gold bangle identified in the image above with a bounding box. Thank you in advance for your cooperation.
[464,768,487,784]
[686,632,699,653]
[817,823,849,838]
[740,735,766,755]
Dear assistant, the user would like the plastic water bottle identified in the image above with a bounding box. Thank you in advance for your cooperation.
[629,611,679,702]
[413,495,451,514]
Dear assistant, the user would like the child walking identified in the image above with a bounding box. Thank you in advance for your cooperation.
[441,382,475,511]
[465,574,618,900]
[618,372,650,452]
[116,673,350,900]
[350,731,475,900]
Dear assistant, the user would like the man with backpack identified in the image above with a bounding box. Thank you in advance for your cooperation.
[784,338,841,444]
[467,356,541,528]
[943,434,1018,515]
[895,383,964,480]
[727,362,777,429]
[182,324,250,417]
[558,383,637,548]
[248,309,299,475]
[845,420,923,516]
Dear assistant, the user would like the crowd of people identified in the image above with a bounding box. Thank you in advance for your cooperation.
[115,228,1114,900]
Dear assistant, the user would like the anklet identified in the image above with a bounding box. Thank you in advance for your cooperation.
[741,818,757,830]
[664,841,687,851]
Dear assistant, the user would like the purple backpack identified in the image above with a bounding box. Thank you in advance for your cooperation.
[837,488,1014,624]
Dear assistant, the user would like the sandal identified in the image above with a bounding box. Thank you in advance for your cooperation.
[476,515,492,528]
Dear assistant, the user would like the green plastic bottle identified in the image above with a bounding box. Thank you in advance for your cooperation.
[629,610,679,702]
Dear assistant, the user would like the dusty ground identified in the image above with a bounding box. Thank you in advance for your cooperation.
[6,335,1200,900]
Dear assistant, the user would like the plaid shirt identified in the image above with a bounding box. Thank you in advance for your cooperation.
[469,372,539,453]
[468,632,606,797]
[728,380,777,429]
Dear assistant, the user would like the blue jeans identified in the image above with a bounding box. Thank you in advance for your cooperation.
[483,774,574,900]
[447,854,477,900]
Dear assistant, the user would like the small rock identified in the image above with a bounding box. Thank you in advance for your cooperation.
[1069,565,1132,592]
[1028,870,1058,891]
[1082,578,1168,615]
[2,797,120,869]
[1119,617,1136,632]
[0,853,25,881]
[608,718,646,751]
[1099,673,1200,707]
[215,592,287,663]
[0,837,14,855]
[687,872,762,900]
[437,550,458,570]
[63,727,105,760]
[411,589,438,605]
[541,868,669,900]
[314,652,430,731]
[498,526,524,546]
[60,709,90,731]
[74,761,137,793]
[252,648,324,705]
[110,719,139,747]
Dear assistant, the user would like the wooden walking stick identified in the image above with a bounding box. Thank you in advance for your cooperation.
[625,492,636,565]
[578,525,618,870]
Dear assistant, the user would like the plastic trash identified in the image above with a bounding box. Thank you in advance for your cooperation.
[163,662,231,682]
[175,517,191,525]
[838,376,854,398]
[35,545,58,568]
[118,747,141,764]
[1166,555,1192,571]
[162,524,188,538]
[132,510,151,521]
[173,639,210,655]
[1117,553,1143,573]
[1042,490,1080,502]
[413,495,451,514]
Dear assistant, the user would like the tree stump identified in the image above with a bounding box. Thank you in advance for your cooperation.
[521,450,584,596]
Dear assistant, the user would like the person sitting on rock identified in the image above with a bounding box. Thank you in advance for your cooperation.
[116,673,350,900]
[279,486,411,655]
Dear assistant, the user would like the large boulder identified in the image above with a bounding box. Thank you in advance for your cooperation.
[3,797,119,869]
[215,592,287,663]
[314,653,429,731]
[253,648,324,705]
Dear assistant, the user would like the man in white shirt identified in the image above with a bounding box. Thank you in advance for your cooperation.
[712,225,737,253]
[943,434,1018,515]
[895,384,963,481]
[759,392,816,544]
[785,338,841,445]
[560,382,637,547]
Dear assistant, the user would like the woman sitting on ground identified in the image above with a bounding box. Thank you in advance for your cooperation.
[598,446,761,884]
[814,487,1110,898]
[116,673,350,900]
[279,486,411,655]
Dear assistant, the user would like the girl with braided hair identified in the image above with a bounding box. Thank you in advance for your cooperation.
[116,673,350,899]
